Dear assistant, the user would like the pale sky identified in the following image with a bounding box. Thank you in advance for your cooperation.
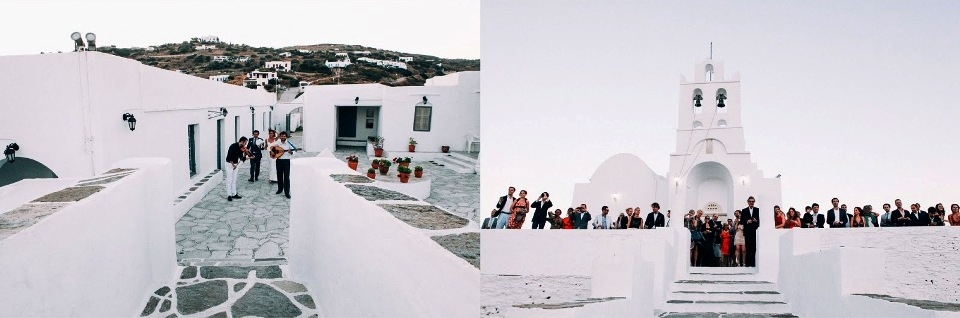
[481,1,960,217]
[0,0,480,58]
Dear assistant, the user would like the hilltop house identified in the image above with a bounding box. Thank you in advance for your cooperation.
[325,58,352,68]
[244,70,277,86]
[297,49,313,54]
[335,52,349,57]
[399,56,413,62]
[301,71,480,157]
[278,52,292,58]
[236,56,250,63]
[211,55,231,62]
[352,51,371,55]
[208,75,230,82]
[264,60,291,71]
[195,44,216,51]
[197,35,220,43]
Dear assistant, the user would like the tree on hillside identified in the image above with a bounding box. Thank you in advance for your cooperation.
[177,42,195,54]
[297,59,332,75]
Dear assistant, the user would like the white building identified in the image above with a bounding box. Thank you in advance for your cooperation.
[335,52,349,57]
[0,51,275,193]
[399,56,413,62]
[195,44,216,51]
[264,60,291,71]
[356,57,378,63]
[211,55,231,62]
[278,52,292,58]
[244,70,277,86]
[145,46,156,52]
[197,35,220,43]
[325,57,352,68]
[382,61,408,69]
[573,58,781,220]
[236,56,250,63]
[208,74,230,82]
[297,49,313,54]
[301,71,480,155]
[351,51,371,55]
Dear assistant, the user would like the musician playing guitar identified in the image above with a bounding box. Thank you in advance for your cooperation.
[273,131,295,199]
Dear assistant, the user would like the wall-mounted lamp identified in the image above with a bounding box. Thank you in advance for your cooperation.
[674,177,681,186]
[422,96,428,103]
[4,143,19,163]
[611,193,621,203]
[270,106,274,111]
[122,113,137,131]
[355,97,359,104]
[207,107,228,119]
[740,175,748,185]
[776,174,781,178]
[250,106,255,113]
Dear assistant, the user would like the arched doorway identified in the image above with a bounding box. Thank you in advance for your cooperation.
[683,161,734,218]
[0,158,58,187]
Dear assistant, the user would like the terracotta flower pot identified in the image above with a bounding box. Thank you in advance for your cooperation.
[374,148,383,157]
[399,162,410,168]
[414,170,423,178]
[379,166,389,175]
[398,173,410,183]
[367,172,376,179]
[348,161,359,170]
[372,161,380,169]
[408,145,416,152]
[441,146,450,153]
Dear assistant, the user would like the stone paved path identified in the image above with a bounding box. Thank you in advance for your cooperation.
[334,147,481,223]
[177,135,316,264]
[140,265,319,318]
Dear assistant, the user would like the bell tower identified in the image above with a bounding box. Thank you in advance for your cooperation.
[667,59,780,220]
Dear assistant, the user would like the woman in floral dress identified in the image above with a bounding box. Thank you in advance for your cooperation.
[507,190,530,229]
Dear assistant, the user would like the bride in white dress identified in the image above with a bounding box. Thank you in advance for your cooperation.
[266,130,279,183]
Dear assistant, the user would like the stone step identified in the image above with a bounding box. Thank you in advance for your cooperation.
[448,152,478,164]
[687,272,761,281]
[661,300,792,314]
[669,290,783,302]
[431,156,475,174]
[671,280,778,293]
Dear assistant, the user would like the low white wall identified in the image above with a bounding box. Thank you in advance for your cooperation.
[0,178,78,215]
[779,228,960,317]
[481,229,676,305]
[288,157,477,317]
[0,157,176,317]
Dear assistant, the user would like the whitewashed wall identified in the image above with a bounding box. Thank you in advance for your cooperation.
[0,51,274,196]
[301,72,480,153]
[572,153,669,223]
[0,157,176,317]
[288,157,478,317]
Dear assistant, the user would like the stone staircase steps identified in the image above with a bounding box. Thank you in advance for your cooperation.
[431,155,476,174]
[661,273,796,316]
[670,290,783,302]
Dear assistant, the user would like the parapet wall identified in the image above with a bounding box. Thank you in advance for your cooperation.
[0,157,176,317]
[287,157,477,317]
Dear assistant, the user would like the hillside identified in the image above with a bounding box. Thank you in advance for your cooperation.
[97,41,480,91]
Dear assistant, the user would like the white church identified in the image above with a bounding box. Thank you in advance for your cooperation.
[572,59,781,219]
[482,59,960,318]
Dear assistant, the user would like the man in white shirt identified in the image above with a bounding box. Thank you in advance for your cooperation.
[493,187,515,229]
[592,206,612,229]
[275,131,295,199]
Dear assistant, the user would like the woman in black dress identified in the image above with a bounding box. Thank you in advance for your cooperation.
[689,212,703,266]
[698,214,716,267]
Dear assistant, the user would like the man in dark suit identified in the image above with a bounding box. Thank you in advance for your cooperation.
[645,202,665,229]
[826,197,848,228]
[740,196,760,267]
[492,187,515,229]
[907,203,921,226]
[529,192,553,229]
[891,199,910,227]
[918,205,932,226]
[247,130,264,182]
[576,204,592,229]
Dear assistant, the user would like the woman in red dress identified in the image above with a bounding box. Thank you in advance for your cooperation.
[774,205,786,229]
[507,190,530,229]
[720,224,732,267]
[562,208,575,229]
[784,208,802,229]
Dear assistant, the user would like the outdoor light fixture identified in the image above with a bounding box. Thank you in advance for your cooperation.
[4,143,18,163]
[85,33,97,51]
[207,107,228,119]
[740,176,748,185]
[355,97,359,104]
[611,193,621,203]
[422,96,428,103]
[122,113,137,131]
[71,32,84,52]
[250,106,255,113]
[270,106,274,111]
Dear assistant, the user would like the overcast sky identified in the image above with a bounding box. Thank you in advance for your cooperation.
[482,1,960,217]
[0,0,479,58]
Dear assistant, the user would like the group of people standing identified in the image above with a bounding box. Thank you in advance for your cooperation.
[486,187,668,230]
[224,129,296,201]
[685,196,760,268]
[771,198,960,228]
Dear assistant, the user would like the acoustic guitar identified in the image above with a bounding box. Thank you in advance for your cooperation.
[269,144,297,159]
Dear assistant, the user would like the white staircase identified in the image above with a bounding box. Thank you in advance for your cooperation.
[659,268,796,317]
[430,152,478,174]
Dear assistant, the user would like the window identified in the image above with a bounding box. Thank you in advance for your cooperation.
[413,105,432,131]
[188,124,197,177]
[693,121,703,129]
[706,139,714,154]
[705,64,714,82]
[717,119,727,127]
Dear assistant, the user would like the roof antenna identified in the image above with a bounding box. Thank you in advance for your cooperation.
[710,42,713,60]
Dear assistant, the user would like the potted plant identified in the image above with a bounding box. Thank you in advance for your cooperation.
[366,168,377,179]
[393,157,412,168]
[397,166,412,183]
[371,159,380,169]
[414,165,424,178]
[441,146,450,153]
[408,137,417,152]
[378,160,391,175]
[345,155,360,170]
[370,136,385,157]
